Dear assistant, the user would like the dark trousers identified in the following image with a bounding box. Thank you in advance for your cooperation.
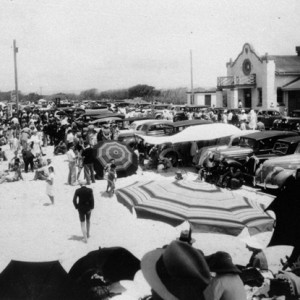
[24,158,34,172]
[84,164,95,184]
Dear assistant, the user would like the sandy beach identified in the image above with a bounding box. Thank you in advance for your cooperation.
[0,143,292,298]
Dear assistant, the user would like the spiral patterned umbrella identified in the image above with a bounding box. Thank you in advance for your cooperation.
[94,140,138,177]
[116,180,274,236]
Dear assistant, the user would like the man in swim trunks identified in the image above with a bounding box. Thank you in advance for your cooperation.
[73,180,94,243]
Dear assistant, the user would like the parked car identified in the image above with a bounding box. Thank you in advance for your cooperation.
[257,109,282,129]
[211,130,299,165]
[272,109,300,132]
[142,104,171,119]
[255,153,300,190]
[195,130,259,169]
[75,111,124,129]
[139,123,241,166]
[117,119,170,147]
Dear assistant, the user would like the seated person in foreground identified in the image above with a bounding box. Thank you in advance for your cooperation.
[242,236,269,271]
[204,251,247,300]
[141,240,211,300]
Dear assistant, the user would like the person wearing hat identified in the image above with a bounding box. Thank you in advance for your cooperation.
[177,230,195,246]
[141,240,211,300]
[242,236,269,271]
[204,251,246,300]
[73,180,95,243]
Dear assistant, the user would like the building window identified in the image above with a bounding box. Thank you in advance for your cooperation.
[205,95,211,106]
[190,94,194,105]
[258,88,262,106]
[277,88,284,105]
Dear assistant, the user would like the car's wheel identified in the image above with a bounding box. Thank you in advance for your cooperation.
[155,114,163,119]
[164,152,178,167]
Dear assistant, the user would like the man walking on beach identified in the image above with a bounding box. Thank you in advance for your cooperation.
[73,180,94,243]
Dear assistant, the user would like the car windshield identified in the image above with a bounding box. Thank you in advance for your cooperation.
[163,125,176,135]
[272,142,289,155]
[239,137,256,149]
[129,123,137,130]
[291,111,300,117]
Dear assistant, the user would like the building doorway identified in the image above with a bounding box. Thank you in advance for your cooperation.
[288,91,300,112]
[244,89,252,108]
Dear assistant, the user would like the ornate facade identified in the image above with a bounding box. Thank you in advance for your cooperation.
[217,43,300,114]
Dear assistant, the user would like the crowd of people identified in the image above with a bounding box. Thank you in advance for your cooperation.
[0,103,298,299]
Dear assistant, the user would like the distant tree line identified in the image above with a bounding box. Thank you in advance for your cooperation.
[0,84,188,104]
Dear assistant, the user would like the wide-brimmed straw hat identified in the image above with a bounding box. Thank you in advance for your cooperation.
[141,240,211,300]
[205,251,241,274]
[241,236,264,250]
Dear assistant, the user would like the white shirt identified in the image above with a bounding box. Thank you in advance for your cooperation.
[67,149,76,162]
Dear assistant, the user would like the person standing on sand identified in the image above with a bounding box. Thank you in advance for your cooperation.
[73,180,94,243]
[66,143,77,185]
[106,164,117,194]
[46,166,55,205]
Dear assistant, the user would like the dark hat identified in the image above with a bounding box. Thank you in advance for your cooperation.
[176,230,195,245]
[141,240,211,300]
[205,251,241,274]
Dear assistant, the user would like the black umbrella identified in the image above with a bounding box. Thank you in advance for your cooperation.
[266,176,300,248]
[69,247,140,283]
[0,260,81,300]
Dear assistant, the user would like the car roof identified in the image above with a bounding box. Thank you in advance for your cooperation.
[139,120,173,126]
[90,117,122,124]
[131,119,157,126]
[171,119,212,127]
[241,130,298,140]
[275,136,300,144]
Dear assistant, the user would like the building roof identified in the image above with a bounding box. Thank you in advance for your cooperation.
[282,77,300,90]
[187,87,217,93]
[267,55,300,75]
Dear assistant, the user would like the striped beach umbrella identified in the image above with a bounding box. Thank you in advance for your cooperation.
[94,140,138,177]
[116,180,274,236]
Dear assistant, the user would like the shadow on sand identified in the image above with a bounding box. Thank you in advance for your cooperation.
[68,235,84,242]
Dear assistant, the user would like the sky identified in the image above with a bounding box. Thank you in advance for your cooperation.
[0,0,300,95]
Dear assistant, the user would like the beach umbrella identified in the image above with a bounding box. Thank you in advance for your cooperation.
[0,260,81,300]
[69,247,140,283]
[93,140,138,178]
[116,180,274,236]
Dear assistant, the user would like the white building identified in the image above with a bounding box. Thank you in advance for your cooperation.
[216,43,300,114]
[186,87,217,107]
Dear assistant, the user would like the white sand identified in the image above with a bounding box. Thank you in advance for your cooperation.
[0,144,292,298]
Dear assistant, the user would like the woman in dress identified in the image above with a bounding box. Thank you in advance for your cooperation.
[46,166,55,205]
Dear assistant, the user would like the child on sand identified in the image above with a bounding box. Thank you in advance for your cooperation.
[46,166,55,205]
[106,164,116,194]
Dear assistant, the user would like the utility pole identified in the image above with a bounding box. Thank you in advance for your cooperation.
[13,39,19,113]
[190,49,194,105]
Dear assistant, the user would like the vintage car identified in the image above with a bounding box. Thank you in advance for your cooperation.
[117,119,171,147]
[138,123,241,166]
[272,109,300,132]
[195,130,259,169]
[257,109,282,130]
[255,153,300,189]
[142,104,171,119]
[75,111,124,129]
[173,111,188,122]
[211,130,299,165]
[119,119,213,148]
